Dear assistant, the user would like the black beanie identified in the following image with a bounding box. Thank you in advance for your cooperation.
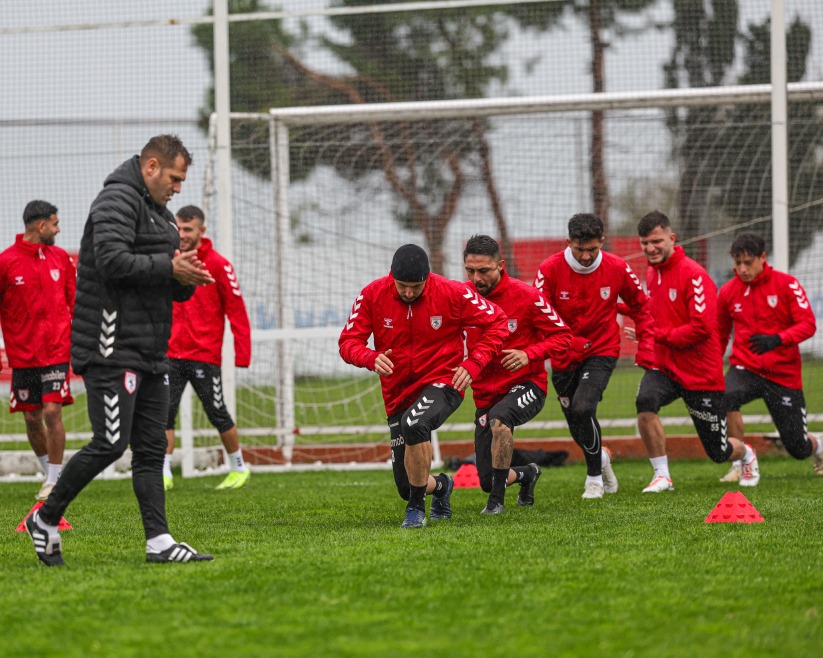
[391,244,430,282]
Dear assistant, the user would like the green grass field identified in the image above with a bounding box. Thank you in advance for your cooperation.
[3,457,822,657]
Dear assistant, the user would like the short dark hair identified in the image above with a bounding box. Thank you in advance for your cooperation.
[139,134,192,168]
[463,234,501,261]
[23,200,58,225]
[176,205,205,224]
[568,213,603,243]
[637,210,671,237]
[730,232,766,259]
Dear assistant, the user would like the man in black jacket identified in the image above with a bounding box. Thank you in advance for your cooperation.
[26,135,216,566]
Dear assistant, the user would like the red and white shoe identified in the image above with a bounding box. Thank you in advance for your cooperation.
[739,445,760,487]
[642,475,674,493]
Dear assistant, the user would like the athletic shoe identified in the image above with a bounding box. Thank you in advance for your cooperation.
[216,469,251,490]
[581,482,604,499]
[429,474,453,520]
[163,475,174,491]
[517,463,542,506]
[719,462,741,482]
[813,443,823,475]
[739,445,760,487]
[480,500,505,515]
[35,482,55,501]
[401,506,427,529]
[642,475,674,493]
[602,447,618,494]
[26,510,64,567]
[146,542,214,563]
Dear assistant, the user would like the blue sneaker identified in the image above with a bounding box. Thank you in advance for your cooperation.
[429,474,454,521]
[401,506,427,529]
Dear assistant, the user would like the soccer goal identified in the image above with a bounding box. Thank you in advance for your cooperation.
[167,81,823,475]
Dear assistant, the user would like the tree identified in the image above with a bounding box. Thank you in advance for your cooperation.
[664,2,822,265]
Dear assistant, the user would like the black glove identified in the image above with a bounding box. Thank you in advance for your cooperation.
[748,334,781,354]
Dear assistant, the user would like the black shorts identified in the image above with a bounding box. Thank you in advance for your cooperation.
[551,356,617,412]
[636,369,732,463]
[725,365,812,459]
[10,363,74,413]
[166,359,235,433]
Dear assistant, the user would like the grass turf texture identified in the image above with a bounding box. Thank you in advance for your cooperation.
[3,457,822,657]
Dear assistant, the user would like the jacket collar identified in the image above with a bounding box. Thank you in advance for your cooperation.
[196,237,213,260]
[484,268,511,299]
[14,234,45,258]
[651,244,685,272]
[736,261,772,286]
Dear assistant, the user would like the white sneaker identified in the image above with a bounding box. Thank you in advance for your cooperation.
[35,482,55,501]
[719,462,741,482]
[642,475,674,493]
[581,482,604,499]
[813,442,823,475]
[739,445,760,487]
[602,447,618,494]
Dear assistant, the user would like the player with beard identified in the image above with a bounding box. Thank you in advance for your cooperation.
[164,205,252,491]
[634,210,758,492]
[463,235,571,514]
[717,232,820,482]
[339,244,509,528]
[0,200,75,502]
[534,213,652,498]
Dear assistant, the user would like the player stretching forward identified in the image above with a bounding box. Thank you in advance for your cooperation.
[164,205,252,491]
[463,235,571,514]
[635,211,758,492]
[535,213,652,498]
[340,244,508,528]
[717,232,820,481]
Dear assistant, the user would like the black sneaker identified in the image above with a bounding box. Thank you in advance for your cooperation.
[401,506,427,529]
[26,511,64,567]
[147,542,214,563]
[429,474,454,521]
[480,500,505,515]
[517,463,542,506]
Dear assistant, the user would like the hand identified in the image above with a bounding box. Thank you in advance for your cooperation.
[749,334,781,354]
[501,349,528,372]
[373,349,394,376]
[451,365,472,392]
[624,326,637,342]
[172,249,215,286]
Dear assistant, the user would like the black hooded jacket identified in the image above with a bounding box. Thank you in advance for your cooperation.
[71,156,194,374]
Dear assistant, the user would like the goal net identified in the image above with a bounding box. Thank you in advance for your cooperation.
[185,83,823,472]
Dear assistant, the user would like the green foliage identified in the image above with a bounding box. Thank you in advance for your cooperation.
[3,461,823,657]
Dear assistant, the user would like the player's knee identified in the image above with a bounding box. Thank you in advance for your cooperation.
[400,415,432,446]
[569,396,597,421]
[635,393,658,415]
[783,438,814,460]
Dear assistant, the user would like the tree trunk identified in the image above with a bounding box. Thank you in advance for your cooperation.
[589,0,609,229]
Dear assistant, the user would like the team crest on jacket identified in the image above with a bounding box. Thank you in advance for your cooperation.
[50,269,60,281]
[430,315,442,330]
[668,288,677,301]
[507,319,518,333]
[600,287,610,300]
[124,371,137,395]
[767,295,778,308]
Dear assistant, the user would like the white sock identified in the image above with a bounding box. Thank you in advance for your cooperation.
[146,533,176,553]
[37,454,48,474]
[601,449,611,467]
[33,510,58,535]
[228,449,246,472]
[163,454,173,478]
[46,463,61,485]
[813,436,823,457]
[586,474,604,487]
[650,456,670,479]
[742,444,755,464]
[733,459,742,468]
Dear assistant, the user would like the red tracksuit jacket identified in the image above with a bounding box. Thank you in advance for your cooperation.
[167,238,251,367]
[339,272,509,417]
[717,262,816,390]
[534,249,652,371]
[466,270,571,408]
[0,235,75,368]
[646,245,724,390]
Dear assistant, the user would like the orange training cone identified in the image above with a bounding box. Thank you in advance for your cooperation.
[704,491,764,523]
[15,501,73,532]
[452,463,481,488]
